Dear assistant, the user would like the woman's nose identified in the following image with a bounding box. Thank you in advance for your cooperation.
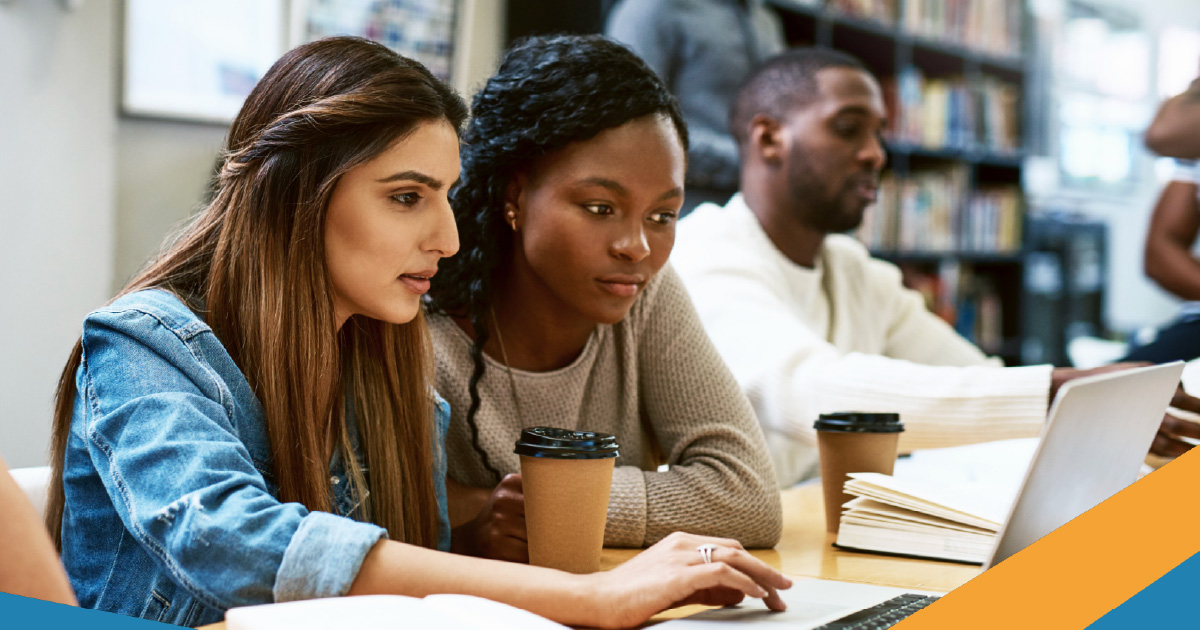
[426,197,460,258]
[609,221,650,263]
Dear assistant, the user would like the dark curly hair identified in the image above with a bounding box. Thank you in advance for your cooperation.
[427,34,688,481]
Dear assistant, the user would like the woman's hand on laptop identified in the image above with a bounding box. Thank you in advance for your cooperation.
[586,532,791,629]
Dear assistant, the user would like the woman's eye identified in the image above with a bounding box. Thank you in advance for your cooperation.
[649,211,677,225]
[391,192,422,207]
[582,203,613,215]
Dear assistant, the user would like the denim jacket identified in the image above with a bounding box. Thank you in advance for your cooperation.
[60,290,452,627]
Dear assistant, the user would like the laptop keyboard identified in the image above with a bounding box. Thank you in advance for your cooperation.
[814,593,940,629]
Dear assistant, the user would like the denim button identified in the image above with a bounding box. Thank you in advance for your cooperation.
[331,475,340,485]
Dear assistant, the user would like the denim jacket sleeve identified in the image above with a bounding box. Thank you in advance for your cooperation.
[78,304,386,611]
[432,392,452,552]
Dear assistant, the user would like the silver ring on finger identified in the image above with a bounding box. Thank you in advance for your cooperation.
[697,543,717,564]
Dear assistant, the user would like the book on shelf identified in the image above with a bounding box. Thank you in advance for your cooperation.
[897,166,967,251]
[856,174,898,250]
[961,186,1023,252]
[887,66,1021,153]
[856,173,1021,255]
[902,0,1022,57]
[976,78,1021,153]
[899,263,955,322]
[884,262,1005,353]
[226,593,568,630]
[953,271,1003,352]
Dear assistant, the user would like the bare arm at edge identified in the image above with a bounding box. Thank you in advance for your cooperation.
[0,457,77,606]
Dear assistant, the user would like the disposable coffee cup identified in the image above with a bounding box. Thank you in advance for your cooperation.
[814,412,904,534]
[515,427,619,573]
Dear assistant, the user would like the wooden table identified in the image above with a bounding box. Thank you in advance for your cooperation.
[202,483,980,628]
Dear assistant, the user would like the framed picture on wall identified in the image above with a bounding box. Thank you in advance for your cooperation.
[289,0,457,82]
[121,0,287,123]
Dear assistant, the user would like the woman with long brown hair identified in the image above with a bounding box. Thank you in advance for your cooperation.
[45,37,789,628]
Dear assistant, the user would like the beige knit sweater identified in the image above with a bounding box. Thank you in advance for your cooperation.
[429,265,783,548]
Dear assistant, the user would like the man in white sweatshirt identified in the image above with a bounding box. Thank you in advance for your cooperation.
[672,47,1200,486]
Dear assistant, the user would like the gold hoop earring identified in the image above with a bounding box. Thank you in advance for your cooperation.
[504,205,518,231]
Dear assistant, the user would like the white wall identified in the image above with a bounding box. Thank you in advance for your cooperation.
[113,119,225,289]
[452,0,506,102]
[0,0,507,467]
[0,0,117,467]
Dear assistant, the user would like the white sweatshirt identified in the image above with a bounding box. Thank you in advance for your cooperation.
[673,194,1052,486]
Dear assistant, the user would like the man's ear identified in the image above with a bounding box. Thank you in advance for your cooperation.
[750,113,786,165]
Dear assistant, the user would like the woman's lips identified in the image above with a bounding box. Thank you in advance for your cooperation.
[398,269,436,294]
[399,275,431,294]
[596,275,644,298]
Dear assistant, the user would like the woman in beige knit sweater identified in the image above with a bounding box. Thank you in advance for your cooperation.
[426,35,782,563]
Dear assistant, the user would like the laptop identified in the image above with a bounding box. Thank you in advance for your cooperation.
[659,362,1185,629]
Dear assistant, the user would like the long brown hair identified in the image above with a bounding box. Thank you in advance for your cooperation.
[46,36,467,550]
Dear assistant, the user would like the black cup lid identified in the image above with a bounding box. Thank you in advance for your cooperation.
[813,412,904,433]
[514,427,620,460]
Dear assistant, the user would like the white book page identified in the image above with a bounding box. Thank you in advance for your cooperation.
[226,596,473,630]
[844,498,995,534]
[424,594,570,630]
[893,438,1038,487]
[846,473,1016,526]
[841,513,994,542]
[844,437,1039,526]
[226,594,567,630]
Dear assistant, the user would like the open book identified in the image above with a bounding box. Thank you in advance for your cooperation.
[835,472,1018,564]
[226,594,569,630]
[833,439,1036,564]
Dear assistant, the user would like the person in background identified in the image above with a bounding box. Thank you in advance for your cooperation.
[1145,71,1200,159]
[1128,61,1200,362]
[1121,159,1200,363]
[671,47,1200,486]
[426,34,782,560]
[606,0,785,215]
[45,36,788,628]
[1,457,77,606]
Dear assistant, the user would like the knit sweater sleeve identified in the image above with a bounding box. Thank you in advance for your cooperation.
[676,235,1051,486]
[826,249,1053,450]
[610,264,782,548]
[862,253,1001,367]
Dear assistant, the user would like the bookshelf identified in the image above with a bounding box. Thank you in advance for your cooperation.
[769,0,1031,365]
